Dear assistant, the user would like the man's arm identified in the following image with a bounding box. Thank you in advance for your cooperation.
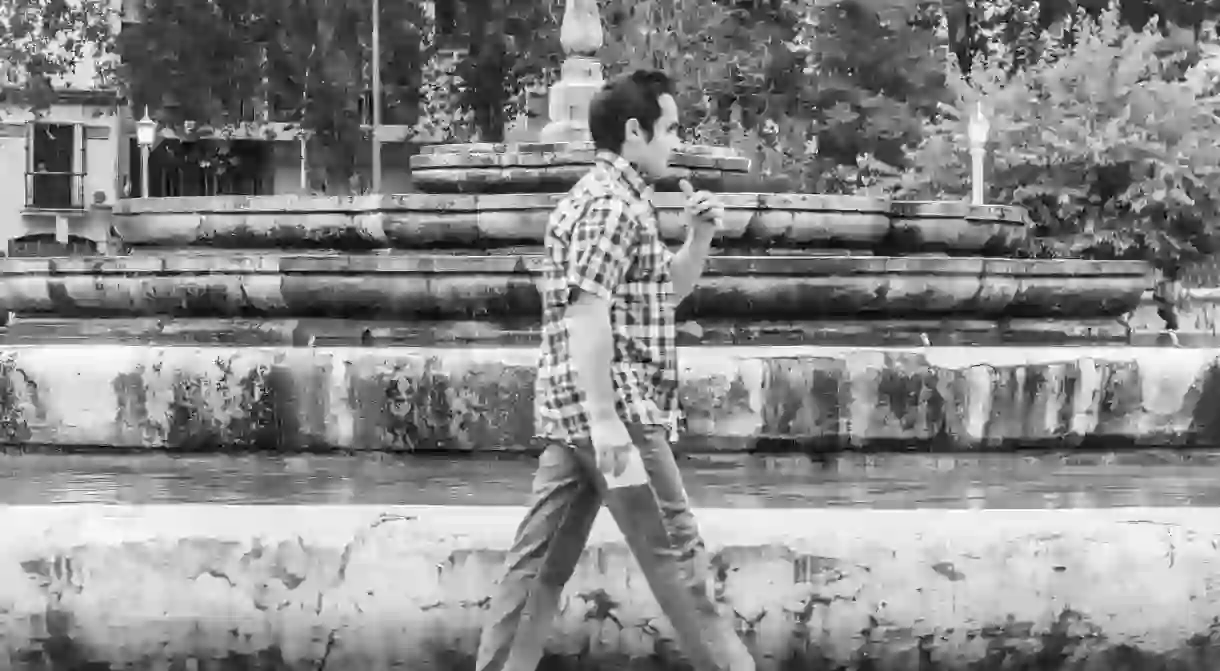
[564,197,640,423]
[668,224,716,304]
[669,180,721,304]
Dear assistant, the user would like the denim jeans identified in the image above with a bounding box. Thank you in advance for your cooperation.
[474,424,755,671]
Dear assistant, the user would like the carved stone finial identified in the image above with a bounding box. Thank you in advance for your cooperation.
[539,0,605,142]
[560,0,603,56]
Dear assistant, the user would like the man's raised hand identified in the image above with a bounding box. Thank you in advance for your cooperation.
[679,179,724,230]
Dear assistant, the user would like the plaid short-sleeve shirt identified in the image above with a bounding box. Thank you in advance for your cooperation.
[534,150,678,439]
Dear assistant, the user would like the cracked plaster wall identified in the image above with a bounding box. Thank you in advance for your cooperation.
[0,345,1218,450]
[2,505,1220,670]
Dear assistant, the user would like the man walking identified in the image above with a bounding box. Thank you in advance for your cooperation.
[474,70,756,671]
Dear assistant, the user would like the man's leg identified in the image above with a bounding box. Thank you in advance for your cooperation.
[475,440,602,671]
[575,424,755,671]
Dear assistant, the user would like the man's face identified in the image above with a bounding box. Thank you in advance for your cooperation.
[623,93,681,180]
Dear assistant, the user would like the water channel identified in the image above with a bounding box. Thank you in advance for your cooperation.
[5,449,1219,508]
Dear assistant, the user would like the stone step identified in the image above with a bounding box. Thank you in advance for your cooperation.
[0,253,1149,320]
[0,344,1215,451]
[3,504,1216,669]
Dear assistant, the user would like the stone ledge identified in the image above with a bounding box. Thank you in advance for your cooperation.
[0,345,1216,451]
[111,194,1031,254]
[408,142,752,193]
[0,254,1150,321]
[3,505,1219,669]
[0,253,1151,277]
[0,316,1146,347]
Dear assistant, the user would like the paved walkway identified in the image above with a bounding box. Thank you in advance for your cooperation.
[4,450,1219,507]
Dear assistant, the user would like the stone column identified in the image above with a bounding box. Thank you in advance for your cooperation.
[539,0,604,142]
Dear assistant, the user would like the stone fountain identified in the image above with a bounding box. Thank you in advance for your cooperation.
[1,0,1210,455]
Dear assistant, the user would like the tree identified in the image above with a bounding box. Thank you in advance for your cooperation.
[116,0,433,192]
[885,9,1220,272]
[946,0,1220,79]
[0,0,115,112]
[437,0,560,141]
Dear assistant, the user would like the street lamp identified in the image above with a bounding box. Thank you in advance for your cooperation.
[967,102,990,205]
[370,0,382,192]
[136,107,157,198]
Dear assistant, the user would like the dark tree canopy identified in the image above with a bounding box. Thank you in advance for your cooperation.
[115,0,432,189]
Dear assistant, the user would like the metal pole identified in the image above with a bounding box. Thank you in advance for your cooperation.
[300,135,308,191]
[371,0,383,193]
[970,148,984,205]
[141,145,151,198]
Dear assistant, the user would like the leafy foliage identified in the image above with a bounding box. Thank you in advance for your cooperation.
[116,0,433,191]
[597,0,948,195]
[428,0,561,142]
[0,0,115,111]
[887,9,1220,272]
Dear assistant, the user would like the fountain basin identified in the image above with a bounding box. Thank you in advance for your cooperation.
[408,140,752,193]
[113,193,897,251]
[112,194,1025,254]
[0,254,1150,320]
[889,200,1030,254]
[383,192,895,250]
[112,195,389,249]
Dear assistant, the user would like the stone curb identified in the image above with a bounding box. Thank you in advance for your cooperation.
[3,505,1218,669]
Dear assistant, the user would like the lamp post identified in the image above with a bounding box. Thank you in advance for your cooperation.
[299,134,309,192]
[967,102,990,205]
[136,107,157,198]
[370,0,383,192]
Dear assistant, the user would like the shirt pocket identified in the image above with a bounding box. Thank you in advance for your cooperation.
[622,208,672,284]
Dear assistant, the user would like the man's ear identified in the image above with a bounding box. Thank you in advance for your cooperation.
[623,118,642,142]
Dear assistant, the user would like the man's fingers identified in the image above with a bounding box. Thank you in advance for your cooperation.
[683,184,724,224]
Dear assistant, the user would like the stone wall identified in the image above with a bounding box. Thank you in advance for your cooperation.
[0,345,1216,451]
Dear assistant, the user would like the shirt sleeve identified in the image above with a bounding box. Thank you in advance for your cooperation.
[566,196,641,302]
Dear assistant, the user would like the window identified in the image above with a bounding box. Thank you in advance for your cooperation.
[130,138,271,198]
[25,123,86,210]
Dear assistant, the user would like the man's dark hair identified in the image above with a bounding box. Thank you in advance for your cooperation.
[588,70,675,154]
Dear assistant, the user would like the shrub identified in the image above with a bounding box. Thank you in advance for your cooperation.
[882,8,1220,274]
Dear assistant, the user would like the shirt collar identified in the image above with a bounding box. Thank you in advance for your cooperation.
[594,150,653,201]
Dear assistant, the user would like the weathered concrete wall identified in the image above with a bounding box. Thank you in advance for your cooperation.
[3,505,1219,670]
[0,345,1217,451]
